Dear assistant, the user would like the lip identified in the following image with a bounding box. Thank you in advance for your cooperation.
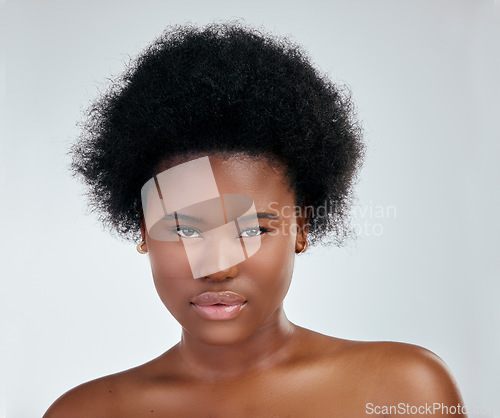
[191,291,247,320]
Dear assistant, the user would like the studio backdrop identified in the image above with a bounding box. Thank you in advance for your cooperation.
[1,0,498,417]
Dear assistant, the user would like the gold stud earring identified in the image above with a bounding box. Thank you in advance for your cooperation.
[297,240,308,254]
[136,240,147,254]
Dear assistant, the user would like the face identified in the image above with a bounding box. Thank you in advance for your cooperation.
[140,153,308,346]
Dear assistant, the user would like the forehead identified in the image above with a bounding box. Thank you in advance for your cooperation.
[154,153,295,204]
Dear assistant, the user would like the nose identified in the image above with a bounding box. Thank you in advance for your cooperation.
[185,224,244,279]
[197,233,242,280]
[202,262,240,282]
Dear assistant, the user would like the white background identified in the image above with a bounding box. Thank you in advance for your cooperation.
[1,0,499,417]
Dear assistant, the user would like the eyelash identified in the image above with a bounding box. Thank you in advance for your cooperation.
[239,226,269,238]
[172,225,269,239]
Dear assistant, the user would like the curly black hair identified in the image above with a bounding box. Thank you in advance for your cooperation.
[70,21,364,246]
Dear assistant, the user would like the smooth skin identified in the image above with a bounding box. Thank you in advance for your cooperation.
[44,154,466,417]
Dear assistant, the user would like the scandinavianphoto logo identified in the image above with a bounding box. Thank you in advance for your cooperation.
[351,201,397,237]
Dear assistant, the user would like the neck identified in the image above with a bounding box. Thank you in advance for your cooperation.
[176,306,296,381]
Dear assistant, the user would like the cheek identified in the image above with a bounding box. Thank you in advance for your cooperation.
[148,243,192,311]
[247,233,296,311]
[149,243,190,276]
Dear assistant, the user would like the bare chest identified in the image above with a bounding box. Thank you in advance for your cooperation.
[109,368,369,418]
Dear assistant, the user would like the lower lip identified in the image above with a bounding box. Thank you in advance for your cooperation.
[191,302,247,320]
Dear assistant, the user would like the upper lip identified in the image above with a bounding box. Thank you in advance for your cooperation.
[191,291,247,306]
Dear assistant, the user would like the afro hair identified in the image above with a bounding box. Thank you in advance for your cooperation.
[70,21,364,246]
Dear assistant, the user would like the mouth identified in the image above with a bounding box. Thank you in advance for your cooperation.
[191,291,247,320]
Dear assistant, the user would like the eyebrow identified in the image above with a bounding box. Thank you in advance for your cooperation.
[162,213,204,223]
[161,211,279,224]
[238,212,280,223]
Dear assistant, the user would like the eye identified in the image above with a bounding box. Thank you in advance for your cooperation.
[239,226,268,238]
[175,225,202,238]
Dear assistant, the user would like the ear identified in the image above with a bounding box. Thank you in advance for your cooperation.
[295,206,310,253]
[140,218,146,240]
[140,218,148,251]
[137,201,147,241]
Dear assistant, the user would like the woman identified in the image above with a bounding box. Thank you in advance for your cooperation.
[44,22,466,417]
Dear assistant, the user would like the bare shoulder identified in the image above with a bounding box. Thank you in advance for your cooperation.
[355,341,464,400]
[43,374,120,418]
[294,328,466,415]
[42,354,168,418]
[335,338,465,412]
[42,366,148,418]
